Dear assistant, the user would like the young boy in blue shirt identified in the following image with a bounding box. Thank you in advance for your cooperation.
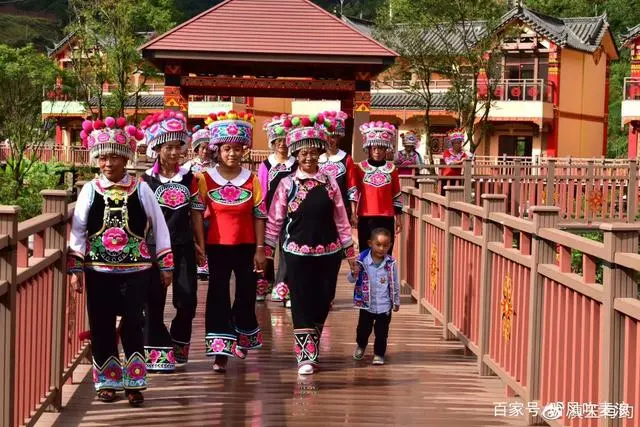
[348,228,400,365]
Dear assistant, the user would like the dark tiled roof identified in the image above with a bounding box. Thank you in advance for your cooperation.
[351,5,614,55]
[88,95,163,108]
[621,24,640,47]
[371,92,451,110]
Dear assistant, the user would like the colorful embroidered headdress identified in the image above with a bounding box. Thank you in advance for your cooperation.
[81,116,142,160]
[207,110,255,148]
[447,128,465,146]
[190,124,210,152]
[140,110,190,154]
[400,130,419,147]
[322,110,348,137]
[283,113,335,156]
[359,121,397,151]
[263,114,290,148]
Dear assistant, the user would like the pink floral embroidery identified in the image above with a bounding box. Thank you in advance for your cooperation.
[275,283,289,299]
[98,132,111,142]
[321,163,340,178]
[148,349,161,364]
[139,241,150,258]
[315,245,325,254]
[256,332,264,344]
[238,335,251,347]
[219,185,242,202]
[115,133,126,143]
[300,245,311,254]
[327,242,338,252]
[166,351,176,364]
[368,172,388,187]
[126,360,146,380]
[227,124,239,135]
[102,227,128,252]
[160,188,187,208]
[305,341,316,354]
[166,118,185,131]
[294,344,302,355]
[210,338,226,353]
[104,365,122,381]
[160,253,174,269]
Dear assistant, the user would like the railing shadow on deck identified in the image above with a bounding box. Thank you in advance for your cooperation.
[0,191,89,427]
[396,180,640,427]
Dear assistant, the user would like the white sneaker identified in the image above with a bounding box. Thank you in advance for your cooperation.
[353,346,365,360]
[372,355,385,365]
[297,364,314,375]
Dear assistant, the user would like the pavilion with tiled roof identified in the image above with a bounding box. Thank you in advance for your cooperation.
[140,0,398,158]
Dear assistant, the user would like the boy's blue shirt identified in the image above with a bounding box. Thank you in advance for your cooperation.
[348,248,400,311]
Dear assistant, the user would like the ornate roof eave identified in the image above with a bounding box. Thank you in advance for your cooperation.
[620,24,640,48]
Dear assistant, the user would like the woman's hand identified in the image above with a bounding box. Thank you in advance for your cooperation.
[195,244,205,266]
[160,271,173,288]
[348,258,359,277]
[350,211,358,228]
[254,247,266,274]
[70,272,84,293]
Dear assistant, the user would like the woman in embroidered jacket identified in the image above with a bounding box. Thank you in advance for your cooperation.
[441,129,469,192]
[348,121,403,253]
[139,111,205,372]
[256,114,297,305]
[192,110,267,373]
[265,113,358,375]
[68,117,174,406]
[318,110,356,222]
[395,130,423,176]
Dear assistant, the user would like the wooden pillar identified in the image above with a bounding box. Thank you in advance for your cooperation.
[602,56,610,156]
[341,95,355,157]
[547,43,560,157]
[41,191,69,411]
[599,223,640,427]
[477,194,506,376]
[628,124,638,159]
[351,79,371,163]
[163,63,187,113]
[0,206,20,427]
[442,186,464,340]
[524,206,560,425]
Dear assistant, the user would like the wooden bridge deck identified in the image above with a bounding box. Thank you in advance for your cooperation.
[36,267,522,427]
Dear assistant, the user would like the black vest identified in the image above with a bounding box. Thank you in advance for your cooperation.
[263,158,298,210]
[141,171,195,246]
[86,181,151,268]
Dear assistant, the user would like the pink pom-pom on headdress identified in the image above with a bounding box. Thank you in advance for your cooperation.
[104,117,116,128]
[116,117,127,128]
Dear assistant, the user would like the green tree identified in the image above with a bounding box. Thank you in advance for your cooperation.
[0,44,72,199]
[378,0,508,155]
[66,0,178,120]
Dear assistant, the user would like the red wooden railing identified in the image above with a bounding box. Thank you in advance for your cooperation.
[398,182,640,426]
[0,191,89,427]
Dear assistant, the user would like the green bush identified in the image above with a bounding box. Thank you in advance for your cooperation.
[0,160,67,221]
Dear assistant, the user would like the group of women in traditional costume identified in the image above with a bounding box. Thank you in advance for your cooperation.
[68,107,418,403]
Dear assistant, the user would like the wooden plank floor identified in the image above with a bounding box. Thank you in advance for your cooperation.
[37,266,524,427]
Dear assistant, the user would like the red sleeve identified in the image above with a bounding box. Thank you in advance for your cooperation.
[347,158,360,202]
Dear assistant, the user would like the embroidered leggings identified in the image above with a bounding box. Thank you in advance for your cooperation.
[144,244,198,369]
[205,244,261,356]
[285,252,341,366]
[85,269,149,391]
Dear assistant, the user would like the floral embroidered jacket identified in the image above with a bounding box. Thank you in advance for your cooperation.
[347,249,399,312]
[394,150,423,176]
[347,159,402,217]
[442,148,468,177]
[142,166,205,246]
[257,154,297,211]
[197,166,267,245]
[68,174,174,274]
[265,169,355,259]
[319,149,355,218]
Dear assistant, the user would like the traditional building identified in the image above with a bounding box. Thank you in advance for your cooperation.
[621,24,640,158]
[42,1,618,161]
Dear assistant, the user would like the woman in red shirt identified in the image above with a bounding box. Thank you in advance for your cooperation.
[193,111,267,373]
[441,129,468,192]
[348,121,403,253]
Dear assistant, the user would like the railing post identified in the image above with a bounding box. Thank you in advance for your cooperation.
[415,182,430,313]
[627,159,638,221]
[599,223,640,427]
[545,159,556,206]
[511,160,522,216]
[41,190,70,411]
[0,206,20,427]
[525,206,560,425]
[442,186,465,340]
[585,160,595,221]
[477,194,506,376]
[463,159,472,203]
